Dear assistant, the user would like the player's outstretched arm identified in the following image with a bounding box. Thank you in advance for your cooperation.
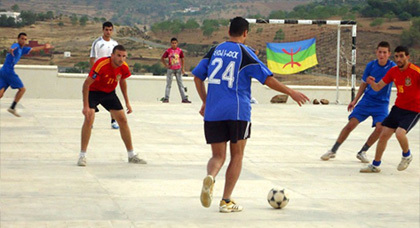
[366,76,386,92]
[30,43,54,52]
[194,76,207,116]
[82,77,95,117]
[264,76,309,106]
[120,78,132,114]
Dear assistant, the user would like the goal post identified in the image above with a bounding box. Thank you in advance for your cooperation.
[246,18,357,104]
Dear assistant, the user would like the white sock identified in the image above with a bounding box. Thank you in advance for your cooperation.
[127,150,135,158]
[79,151,86,158]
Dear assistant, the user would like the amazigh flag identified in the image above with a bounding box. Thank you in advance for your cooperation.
[266,38,318,74]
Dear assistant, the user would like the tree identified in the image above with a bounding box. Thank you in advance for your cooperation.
[74,61,90,73]
[184,18,199,29]
[71,14,78,26]
[370,18,384,27]
[133,63,142,73]
[11,4,19,12]
[398,12,412,21]
[400,17,420,47]
[274,29,285,41]
[79,15,88,26]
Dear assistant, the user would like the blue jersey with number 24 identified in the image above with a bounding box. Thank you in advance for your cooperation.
[192,41,272,121]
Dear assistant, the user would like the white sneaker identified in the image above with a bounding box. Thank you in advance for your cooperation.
[397,155,413,171]
[200,175,214,208]
[111,121,119,129]
[128,154,147,164]
[360,164,381,173]
[321,150,336,161]
[356,152,369,163]
[77,157,86,166]
[7,108,21,117]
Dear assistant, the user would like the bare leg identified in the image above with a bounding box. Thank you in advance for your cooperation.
[365,122,383,147]
[222,139,247,200]
[81,109,96,152]
[13,87,26,103]
[374,127,395,161]
[395,127,409,153]
[336,118,360,143]
[207,142,227,177]
[0,87,5,98]
[110,109,133,151]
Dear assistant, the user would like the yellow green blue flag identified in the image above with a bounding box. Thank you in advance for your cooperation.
[266,38,318,74]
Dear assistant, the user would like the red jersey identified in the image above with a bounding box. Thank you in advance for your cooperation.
[88,57,131,93]
[382,63,420,113]
[162,47,184,70]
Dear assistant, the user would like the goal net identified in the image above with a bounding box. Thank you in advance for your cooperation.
[245,19,357,102]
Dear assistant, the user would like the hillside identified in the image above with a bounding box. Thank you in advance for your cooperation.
[0,16,416,86]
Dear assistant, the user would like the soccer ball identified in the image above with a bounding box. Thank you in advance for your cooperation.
[267,187,289,209]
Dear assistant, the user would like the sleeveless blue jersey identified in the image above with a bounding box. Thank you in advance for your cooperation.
[361,59,396,103]
[192,41,272,121]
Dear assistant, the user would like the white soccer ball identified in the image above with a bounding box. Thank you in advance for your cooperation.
[267,187,289,209]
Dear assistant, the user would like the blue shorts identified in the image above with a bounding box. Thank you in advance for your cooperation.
[382,106,420,133]
[348,99,389,127]
[0,69,24,90]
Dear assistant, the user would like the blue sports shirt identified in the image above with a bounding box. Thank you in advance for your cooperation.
[361,59,396,103]
[1,43,32,71]
[193,41,273,121]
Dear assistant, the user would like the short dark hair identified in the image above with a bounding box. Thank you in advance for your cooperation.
[395,46,409,56]
[229,17,249,37]
[103,21,113,30]
[377,41,391,51]
[18,32,27,38]
[171,37,178,42]
[112,45,126,53]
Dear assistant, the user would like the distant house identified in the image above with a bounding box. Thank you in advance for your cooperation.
[183,7,200,13]
[0,11,21,22]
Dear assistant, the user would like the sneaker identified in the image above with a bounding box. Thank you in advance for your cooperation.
[360,164,381,173]
[321,150,336,161]
[356,152,369,163]
[77,157,86,166]
[162,99,169,103]
[7,108,20,117]
[111,121,119,129]
[219,200,243,213]
[200,175,214,208]
[128,154,147,164]
[397,154,413,171]
[182,99,191,103]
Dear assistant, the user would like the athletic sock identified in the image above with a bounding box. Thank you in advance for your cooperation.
[372,160,381,167]
[10,101,17,109]
[127,150,135,158]
[111,119,116,123]
[331,142,341,153]
[79,151,86,158]
[358,143,370,154]
[402,150,411,157]
[222,199,231,203]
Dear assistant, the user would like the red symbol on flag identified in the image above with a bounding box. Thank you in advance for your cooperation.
[282,47,301,68]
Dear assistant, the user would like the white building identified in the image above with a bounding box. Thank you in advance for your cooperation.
[0,11,22,22]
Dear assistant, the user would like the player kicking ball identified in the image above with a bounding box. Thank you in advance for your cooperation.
[78,45,146,166]
[193,17,309,212]
[0,32,53,117]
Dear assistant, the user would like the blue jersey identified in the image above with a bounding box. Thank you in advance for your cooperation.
[361,59,396,103]
[193,41,272,121]
[1,43,31,72]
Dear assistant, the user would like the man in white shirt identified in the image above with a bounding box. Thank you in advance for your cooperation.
[90,21,119,129]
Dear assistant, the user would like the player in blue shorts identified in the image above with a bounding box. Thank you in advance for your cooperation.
[193,17,309,213]
[0,32,53,117]
[321,41,395,162]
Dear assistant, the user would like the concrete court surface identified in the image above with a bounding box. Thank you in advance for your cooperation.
[0,98,419,228]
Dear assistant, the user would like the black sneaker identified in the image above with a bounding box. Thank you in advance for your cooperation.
[162,99,169,103]
[182,99,191,103]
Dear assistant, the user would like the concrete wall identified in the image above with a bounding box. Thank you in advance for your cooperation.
[2,65,397,104]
